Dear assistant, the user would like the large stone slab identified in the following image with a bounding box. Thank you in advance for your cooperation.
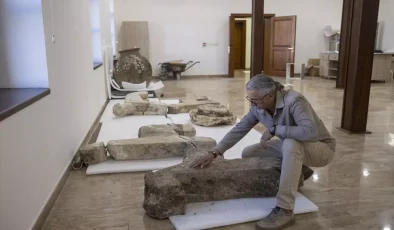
[190,104,237,127]
[107,136,216,160]
[113,101,168,117]
[143,154,304,219]
[138,124,196,138]
[78,142,107,165]
[167,100,220,114]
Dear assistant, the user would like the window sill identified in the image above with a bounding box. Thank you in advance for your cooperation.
[93,62,103,70]
[0,88,51,122]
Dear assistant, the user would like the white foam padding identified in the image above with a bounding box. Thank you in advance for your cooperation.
[169,193,318,230]
[100,99,124,122]
[86,158,183,175]
[96,115,170,145]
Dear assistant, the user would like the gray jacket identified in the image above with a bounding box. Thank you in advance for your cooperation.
[215,90,336,153]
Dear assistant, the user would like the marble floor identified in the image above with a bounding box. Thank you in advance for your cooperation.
[43,72,394,230]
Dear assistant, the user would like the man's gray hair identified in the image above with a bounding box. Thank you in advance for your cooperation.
[246,74,284,94]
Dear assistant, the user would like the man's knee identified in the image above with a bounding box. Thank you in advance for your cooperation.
[281,138,303,156]
[242,145,258,158]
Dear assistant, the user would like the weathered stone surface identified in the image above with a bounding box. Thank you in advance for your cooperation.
[143,154,304,219]
[107,136,216,161]
[195,96,208,101]
[113,102,168,117]
[190,104,237,127]
[124,92,149,103]
[167,100,220,114]
[78,142,107,165]
[172,124,196,136]
[138,124,196,138]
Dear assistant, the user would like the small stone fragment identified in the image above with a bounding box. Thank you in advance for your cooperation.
[167,100,220,114]
[190,104,237,127]
[113,102,167,117]
[138,125,178,138]
[138,124,196,138]
[125,92,148,103]
[172,124,196,137]
[78,142,107,165]
[107,136,216,161]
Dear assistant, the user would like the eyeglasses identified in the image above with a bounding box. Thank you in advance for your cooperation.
[246,96,265,106]
[246,92,272,106]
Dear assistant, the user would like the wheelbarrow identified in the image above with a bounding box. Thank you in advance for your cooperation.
[157,60,200,80]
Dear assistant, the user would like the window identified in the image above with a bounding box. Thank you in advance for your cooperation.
[89,0,102,67]
[110,0,116,56]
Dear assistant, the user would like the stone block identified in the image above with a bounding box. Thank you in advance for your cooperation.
[78,142,107,165]
[143,154,305,219]
[113,102,167,117]
[125,92,149,103]
[167,100,220,114]
[107,136,216,161]
[190,104,237,127]
[138,124,196,138]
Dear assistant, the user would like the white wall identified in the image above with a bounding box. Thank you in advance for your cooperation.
[114,0,346,75]
[0,0,49,88]
[378,0,394,51]
[0,0,108,229]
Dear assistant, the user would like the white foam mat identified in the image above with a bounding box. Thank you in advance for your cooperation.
[100,99,124,122]
[169,193,318,230]
[86,157,183,175]
[96,115,170,145]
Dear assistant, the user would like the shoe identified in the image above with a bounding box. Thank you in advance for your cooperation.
[302,165,314,181]
[255,207,295,230]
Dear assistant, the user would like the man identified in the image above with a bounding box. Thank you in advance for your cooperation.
[190,74,335,230]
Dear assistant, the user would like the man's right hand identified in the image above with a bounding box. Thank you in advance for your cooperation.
[189,151,216,169]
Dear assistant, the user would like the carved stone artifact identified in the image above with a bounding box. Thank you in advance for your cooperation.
[143,154,304,219]
[190,104,237,126]
[107,136,216,161]
[78,142,107,165]
[168,100,220,114]
[113,48,153,87]
[138,124,196,138]
[113,101,167,117]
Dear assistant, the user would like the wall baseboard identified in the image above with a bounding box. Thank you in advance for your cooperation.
[31,99,108,230]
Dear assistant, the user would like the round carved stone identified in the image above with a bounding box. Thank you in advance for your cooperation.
[189,104,237,127]
[114,48,153,87]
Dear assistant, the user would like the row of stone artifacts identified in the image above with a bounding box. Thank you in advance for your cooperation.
[78,93,303,219]
[112,92,237,127]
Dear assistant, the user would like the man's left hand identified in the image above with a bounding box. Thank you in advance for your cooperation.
[260,130,273,149]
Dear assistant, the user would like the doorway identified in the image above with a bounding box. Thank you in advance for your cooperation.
[233,20,247,70]
[228,14,297,77]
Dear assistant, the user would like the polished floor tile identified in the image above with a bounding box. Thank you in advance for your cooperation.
[43,72,394,230]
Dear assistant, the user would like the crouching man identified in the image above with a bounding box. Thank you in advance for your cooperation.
[190,75,335,230]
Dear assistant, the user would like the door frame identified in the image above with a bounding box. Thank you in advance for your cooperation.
[228,13,275,77]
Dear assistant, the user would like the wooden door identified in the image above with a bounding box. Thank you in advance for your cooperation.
[269,16,296,77]
[229,20,246,77]
[233,21,246,69]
